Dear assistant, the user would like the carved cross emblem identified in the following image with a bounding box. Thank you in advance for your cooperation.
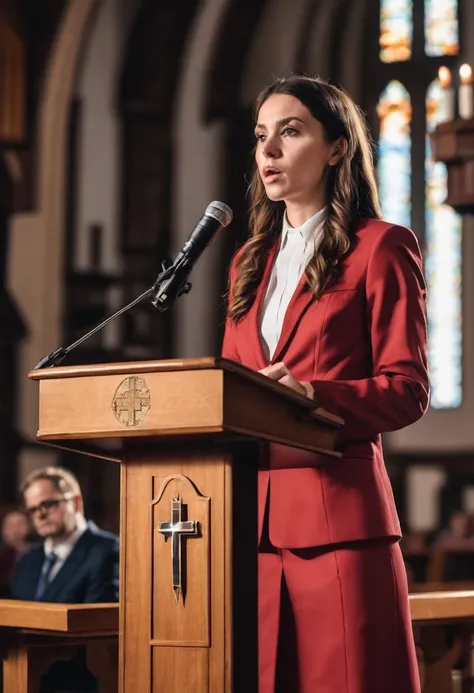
[112,376,150,427]
[158,496,199,604]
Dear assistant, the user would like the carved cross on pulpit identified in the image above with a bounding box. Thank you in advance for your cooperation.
[158,496,199,605]
[112,376,150,428]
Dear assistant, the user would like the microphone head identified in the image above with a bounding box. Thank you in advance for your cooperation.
[205,201,233,227]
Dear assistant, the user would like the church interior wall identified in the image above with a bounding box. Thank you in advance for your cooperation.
[3,0,474,537]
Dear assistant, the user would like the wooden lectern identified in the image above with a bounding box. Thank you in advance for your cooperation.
[29,357,343,693]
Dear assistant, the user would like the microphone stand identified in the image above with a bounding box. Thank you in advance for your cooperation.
[32,261,190,370]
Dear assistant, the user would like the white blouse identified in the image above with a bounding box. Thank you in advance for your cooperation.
[260,207,326,360]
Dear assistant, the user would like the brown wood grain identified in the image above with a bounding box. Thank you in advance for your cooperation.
[410,590,474,623]
[1,631,118,693]
[118,442,258,693]
[30,359,342,457]
[223,369,340,457]
[153,646,209,690]
[36,369,224,440]
[119,448,230,693]
[28,356,343,426]
[0,600,118,633]
[151,474,210,645]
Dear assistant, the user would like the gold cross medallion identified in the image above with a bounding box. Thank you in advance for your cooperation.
[112,376,151,427]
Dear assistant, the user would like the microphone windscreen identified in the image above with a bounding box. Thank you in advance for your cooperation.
[205,201,233,227]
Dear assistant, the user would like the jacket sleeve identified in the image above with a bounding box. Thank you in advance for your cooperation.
[310,225,430,440]
[221,319,242,363]
[221,255,242,363]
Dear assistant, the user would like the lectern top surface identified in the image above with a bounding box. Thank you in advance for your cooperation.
[28,356,343,429]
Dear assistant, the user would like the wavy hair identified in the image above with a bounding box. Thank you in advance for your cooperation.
[228,75,382,323]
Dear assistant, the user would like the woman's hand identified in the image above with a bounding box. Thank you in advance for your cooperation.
[259,362,312,398]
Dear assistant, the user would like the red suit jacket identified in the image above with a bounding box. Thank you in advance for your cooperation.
[222,218,429,549]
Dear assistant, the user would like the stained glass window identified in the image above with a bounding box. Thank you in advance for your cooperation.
[380,0,413,63]
[425,0,459,57]
[377,81,412,228]
[425,80,462,408]
[377,0,462,410]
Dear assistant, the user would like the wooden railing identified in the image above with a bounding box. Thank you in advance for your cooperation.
[1,595,474,692]
[410,590,474,692]
[0,601,118,693]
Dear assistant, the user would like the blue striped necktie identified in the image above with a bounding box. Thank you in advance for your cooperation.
[35,552,58,599]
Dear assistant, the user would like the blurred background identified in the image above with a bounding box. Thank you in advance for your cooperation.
[1,0,474,592]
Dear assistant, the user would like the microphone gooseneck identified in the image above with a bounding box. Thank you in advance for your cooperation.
[32,201,233,369]
[151,201,233,312]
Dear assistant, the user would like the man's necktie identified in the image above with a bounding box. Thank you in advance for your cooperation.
[35,552,58,599]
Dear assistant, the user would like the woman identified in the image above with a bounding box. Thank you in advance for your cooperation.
[222,75,428,693]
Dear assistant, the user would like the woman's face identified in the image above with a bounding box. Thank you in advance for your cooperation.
[254,93,339,210]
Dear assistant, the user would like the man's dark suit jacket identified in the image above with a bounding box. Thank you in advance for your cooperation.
[11,521,119,603]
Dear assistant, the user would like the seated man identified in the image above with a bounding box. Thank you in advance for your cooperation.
[12,466,119,603]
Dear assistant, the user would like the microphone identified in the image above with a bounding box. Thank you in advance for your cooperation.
[32,200,233,369]
[151,200,233,312]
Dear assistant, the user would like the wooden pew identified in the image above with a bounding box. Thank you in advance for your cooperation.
[2,593,472,693]
[410,590,474,692]
[0,600,118,693]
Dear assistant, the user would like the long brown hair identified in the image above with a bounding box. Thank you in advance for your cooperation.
[228,75,382,323]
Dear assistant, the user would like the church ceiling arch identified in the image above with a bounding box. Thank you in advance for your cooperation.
[117,0,202,357]
[299,0,351,81]
[204,0,370,120]
[119,0,201,118]
[202,0,268,123]
[118,0,201,260]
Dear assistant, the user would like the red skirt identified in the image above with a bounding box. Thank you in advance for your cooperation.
[258,537,420,693]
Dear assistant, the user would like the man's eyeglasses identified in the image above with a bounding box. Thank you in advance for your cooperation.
[25,496,72,519]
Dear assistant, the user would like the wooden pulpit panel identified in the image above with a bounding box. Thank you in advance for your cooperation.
[151,474,210,645]
[222,368,340,454]
[120,441,258,693]
[30,358,343,455]
[153,648,209,690]
[36,369,225,439]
